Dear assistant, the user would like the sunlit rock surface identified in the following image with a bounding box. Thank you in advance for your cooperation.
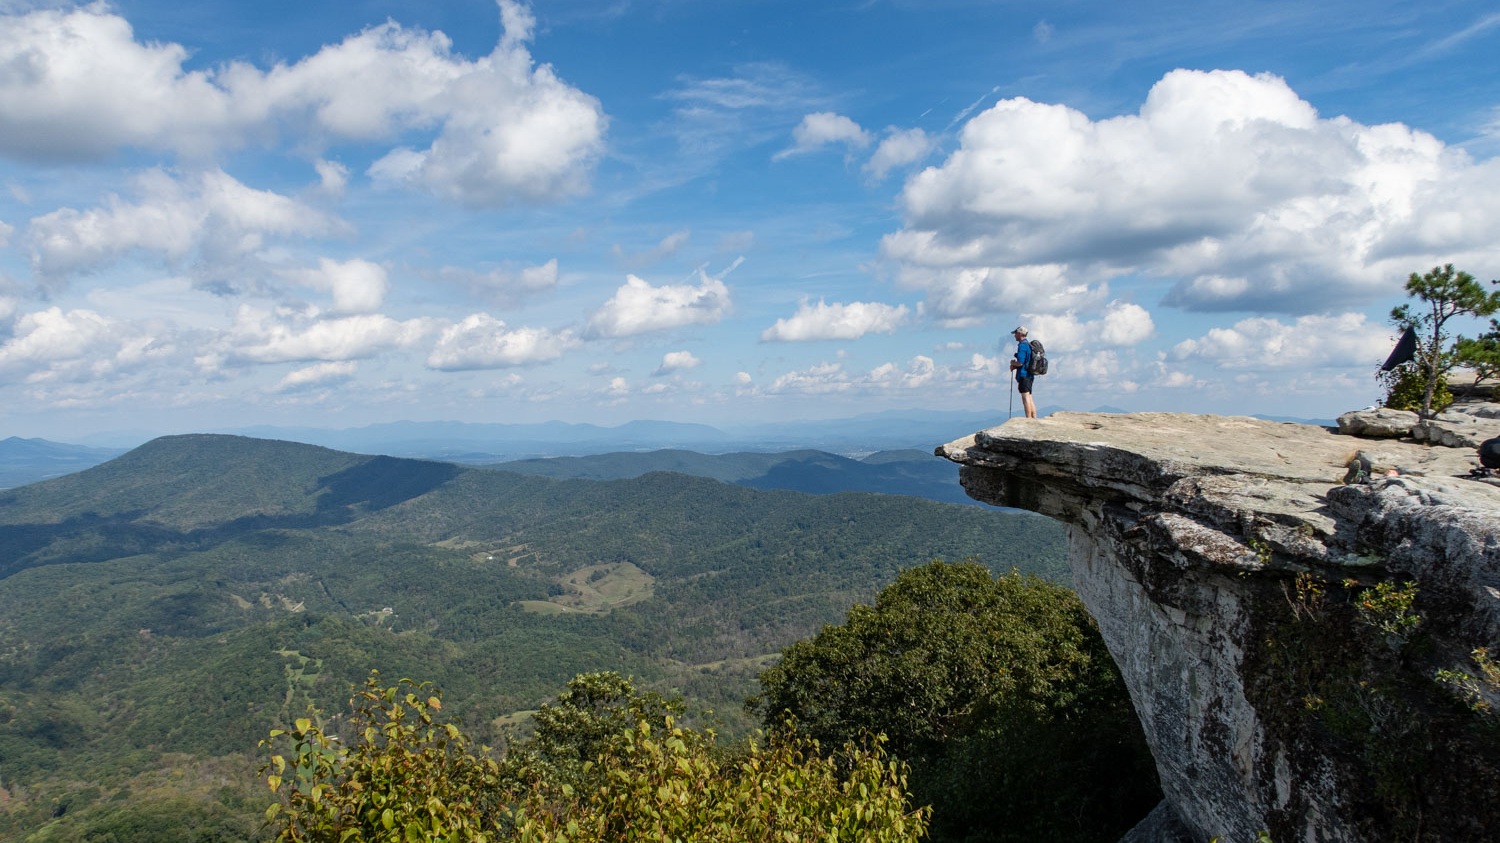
[939,412,1500,843]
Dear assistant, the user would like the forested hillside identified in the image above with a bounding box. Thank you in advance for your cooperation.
[489,447,978,504]
[0,434,1067,840]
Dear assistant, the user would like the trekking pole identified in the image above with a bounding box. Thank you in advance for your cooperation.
[1008,377,1014,420]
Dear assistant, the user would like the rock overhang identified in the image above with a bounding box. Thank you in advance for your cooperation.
[936,410,1500,843]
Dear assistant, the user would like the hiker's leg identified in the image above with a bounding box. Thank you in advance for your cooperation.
[1018,378,1036,418]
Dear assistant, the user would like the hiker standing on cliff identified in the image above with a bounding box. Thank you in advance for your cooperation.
[1009,326,1037,419]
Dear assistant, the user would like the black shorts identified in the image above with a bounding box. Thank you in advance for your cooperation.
[1017,376,1034,394]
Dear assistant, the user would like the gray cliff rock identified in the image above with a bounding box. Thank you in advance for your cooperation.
[1336,408,1417,438]
[938,412,1500,843]
[1410,410,1500,448]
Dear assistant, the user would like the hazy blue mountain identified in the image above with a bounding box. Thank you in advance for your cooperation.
[718,409,1004,453]
[855,448,935,464]
[1253,413,1338,426]
[199,410,1010,461]
[491,449,808,483]
[0,436,125,489]
[6,406,1123,493]
[490,447,976,505]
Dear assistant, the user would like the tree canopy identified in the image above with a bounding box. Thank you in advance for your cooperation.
[1455,318,1500,386]
[751,560,1160,843]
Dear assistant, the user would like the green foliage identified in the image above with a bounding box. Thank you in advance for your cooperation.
[510,720,928,843]
[751,561,1159,843]
[1250,573,1500,841]
[1454,318,1500,387]
[1353,581,1422,646]
[262,673,505,842]
[22,796,258,843]
[1387,264,1500,416]
[498,671,684,793]
[261,673,929,843]
[1434,647,1500,716]
[1380,364,1452,413]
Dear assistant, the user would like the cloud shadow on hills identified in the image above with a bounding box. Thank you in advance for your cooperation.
[0,457,466,580]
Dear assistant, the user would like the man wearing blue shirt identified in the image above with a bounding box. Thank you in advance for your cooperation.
[1009,326,1037,419]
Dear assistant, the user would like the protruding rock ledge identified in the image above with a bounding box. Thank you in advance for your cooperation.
[938,412,1500,843]
[1338,405,1500,447]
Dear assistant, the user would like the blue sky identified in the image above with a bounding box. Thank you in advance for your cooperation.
[1,0,1498,439]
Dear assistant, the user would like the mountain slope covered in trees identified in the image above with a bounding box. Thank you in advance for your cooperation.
[0,434,1066,840]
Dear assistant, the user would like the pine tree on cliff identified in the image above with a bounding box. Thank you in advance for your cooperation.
[1388,264,1500,418]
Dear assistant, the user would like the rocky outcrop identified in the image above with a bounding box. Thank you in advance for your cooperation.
[939,412,1500,843]
[1335,407,1418,438]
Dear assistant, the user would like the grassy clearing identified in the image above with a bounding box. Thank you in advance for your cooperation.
[690,653,779,672]
[519,562,656,616]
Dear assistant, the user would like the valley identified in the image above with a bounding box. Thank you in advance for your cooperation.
[0,433,1066,839]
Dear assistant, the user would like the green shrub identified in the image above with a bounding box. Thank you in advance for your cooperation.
[261,672,929,843]
[1381,364,1452,413]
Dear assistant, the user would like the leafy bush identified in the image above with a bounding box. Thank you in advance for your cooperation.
[1381,364,1452,413]
[263,674,507,842]
[261,672,929,843]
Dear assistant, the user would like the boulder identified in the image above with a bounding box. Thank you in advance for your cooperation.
[1411,413,1500,447]
[1336,407,1417,438]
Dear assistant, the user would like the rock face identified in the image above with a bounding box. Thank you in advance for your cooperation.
[938,412,1500,843]
[1336,407,1418,438]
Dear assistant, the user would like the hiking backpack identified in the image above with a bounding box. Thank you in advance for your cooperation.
[1026,340,1048,376]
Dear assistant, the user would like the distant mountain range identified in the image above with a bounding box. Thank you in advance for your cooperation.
[219,409,1011,460]
[0,407,1338,490]
[490,447,977,506]
[5,411,1014,489]
[0,436,126,489]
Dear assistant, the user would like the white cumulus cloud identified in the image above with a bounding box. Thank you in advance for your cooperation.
[864,128,934,181]
[585,269,732,339]
[0,306,173,382]
[27,169,345,280]
[219,305,432,365]
[776,112,871,160]
[899,263,1105,323]
[1024,302,1156,352]
[761,299,909,342]
[435,258,558,306]
[653,350,701,376]
[0,7,234,160]
[1171,313,1393,370]
[275,360,357,392]
[0,2,605,206]
[426,313,578,370]
[765,354,993,397]
[284,258,389,314]
[314,159,350,197]
[883,68,1500,317]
